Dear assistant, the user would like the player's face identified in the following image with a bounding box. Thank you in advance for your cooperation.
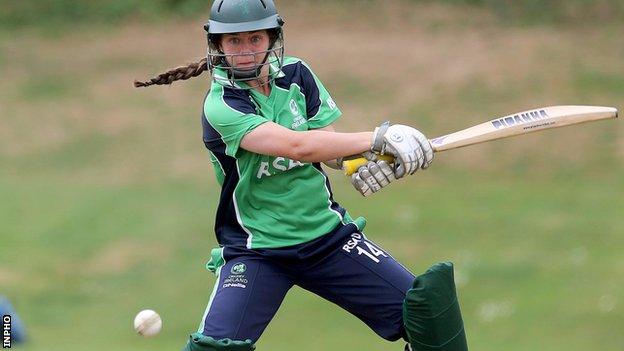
[220,31,271,70]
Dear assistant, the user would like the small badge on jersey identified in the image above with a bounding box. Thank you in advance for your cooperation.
[289,99,300,116]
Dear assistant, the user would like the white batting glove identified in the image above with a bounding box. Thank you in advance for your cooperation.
[371,122,434,178]
[350,151,396,196]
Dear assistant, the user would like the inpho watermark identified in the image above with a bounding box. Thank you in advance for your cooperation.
[2,315,10,349]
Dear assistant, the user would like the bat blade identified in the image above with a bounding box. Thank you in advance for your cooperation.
[430,105,618,152]
[343,105,618,176]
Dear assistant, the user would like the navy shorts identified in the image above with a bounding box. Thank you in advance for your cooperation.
[197,222,415,342]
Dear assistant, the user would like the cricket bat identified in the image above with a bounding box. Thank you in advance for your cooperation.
[343,105,618,176]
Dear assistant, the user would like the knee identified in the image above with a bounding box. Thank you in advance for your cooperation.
[182,332,256,351]
[381,330,404,342]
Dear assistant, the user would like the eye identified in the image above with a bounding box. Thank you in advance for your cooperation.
[229,37,240,45]
[251,36,262,44]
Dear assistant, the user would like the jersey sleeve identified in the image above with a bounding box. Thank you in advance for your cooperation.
[203,88,268,158]
[299,62,342,129]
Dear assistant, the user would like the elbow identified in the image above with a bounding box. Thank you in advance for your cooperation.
[288,138,317,162]
[288,140,316,162]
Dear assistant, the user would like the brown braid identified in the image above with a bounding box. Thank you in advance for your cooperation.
[134,57,208,88]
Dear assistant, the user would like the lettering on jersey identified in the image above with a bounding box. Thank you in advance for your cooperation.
[289,99,307,129]
[491,109,549,129]
[326,97,337,110]
[257,157,307,179]
[291,115,307,129]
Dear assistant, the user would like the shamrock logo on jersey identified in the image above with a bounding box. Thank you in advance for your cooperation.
[289,99,299,116]
[231,263,247,275]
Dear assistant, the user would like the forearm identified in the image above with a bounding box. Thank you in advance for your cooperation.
[240,122,372,162]
[314,124,345,168]
[292,130,373,162]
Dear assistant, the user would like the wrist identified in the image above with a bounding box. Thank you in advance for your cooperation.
[371,121,390,153]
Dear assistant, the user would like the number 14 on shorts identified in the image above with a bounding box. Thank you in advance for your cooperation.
[342,233,388,263]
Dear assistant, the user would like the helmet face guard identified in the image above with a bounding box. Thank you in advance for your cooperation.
[204,0,285,89]
[206,29,285,89]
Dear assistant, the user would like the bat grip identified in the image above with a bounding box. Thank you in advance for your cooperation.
[343,154,394,176]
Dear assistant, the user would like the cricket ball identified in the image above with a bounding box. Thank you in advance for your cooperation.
[133,309,162,337]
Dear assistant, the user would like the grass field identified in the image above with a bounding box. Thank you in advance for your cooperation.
[1,1,623,350]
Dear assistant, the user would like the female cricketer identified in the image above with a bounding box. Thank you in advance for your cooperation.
[135,1,469,350]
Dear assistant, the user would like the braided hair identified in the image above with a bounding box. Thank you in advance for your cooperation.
[134,57,208,88]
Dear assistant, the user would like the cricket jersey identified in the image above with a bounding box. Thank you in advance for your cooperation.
[202,56,361,249]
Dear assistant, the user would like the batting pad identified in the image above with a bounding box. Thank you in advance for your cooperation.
[182,333,255,351]
[403,262,468,351]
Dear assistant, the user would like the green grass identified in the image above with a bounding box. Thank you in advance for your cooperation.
[3,173,623,350]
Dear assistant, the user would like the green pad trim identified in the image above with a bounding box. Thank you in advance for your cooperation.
[182,333,256,351]
[403,262,468,351]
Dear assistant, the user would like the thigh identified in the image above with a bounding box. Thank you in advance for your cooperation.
[298,232,415,341]
[198,253,293,342]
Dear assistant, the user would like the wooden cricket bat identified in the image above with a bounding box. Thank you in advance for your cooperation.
[343,105,618,176]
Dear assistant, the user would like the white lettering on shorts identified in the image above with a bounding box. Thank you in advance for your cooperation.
[222,274,249,289]
[342,233,388,263]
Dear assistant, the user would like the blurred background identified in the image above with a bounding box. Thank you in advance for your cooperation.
[1,0,623,350]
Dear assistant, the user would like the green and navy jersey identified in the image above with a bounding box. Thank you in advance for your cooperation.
[202,56,359,249]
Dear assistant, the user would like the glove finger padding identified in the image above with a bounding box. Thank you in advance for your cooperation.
[351,158,397,197]
[368,161,391,187]
[412,130,434,169]
[409,140,424,175]
[377,160,396,182]
[361,150,379,162]
[360,164,382,192]
[351,172,373,197]
[384,143,412,179]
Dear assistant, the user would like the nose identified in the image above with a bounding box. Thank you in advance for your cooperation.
[239,39,255,54]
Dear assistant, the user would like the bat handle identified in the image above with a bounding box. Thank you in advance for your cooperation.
[343,154,394,176]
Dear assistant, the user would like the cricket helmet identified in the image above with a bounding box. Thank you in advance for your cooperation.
[204,0,285,88]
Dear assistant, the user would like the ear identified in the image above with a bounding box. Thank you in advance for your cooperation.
[209,34,224,52]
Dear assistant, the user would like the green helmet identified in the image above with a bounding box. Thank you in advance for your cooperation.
[204,0,285,88]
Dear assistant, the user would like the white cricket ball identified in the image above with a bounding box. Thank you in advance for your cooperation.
[133,309,162,337]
